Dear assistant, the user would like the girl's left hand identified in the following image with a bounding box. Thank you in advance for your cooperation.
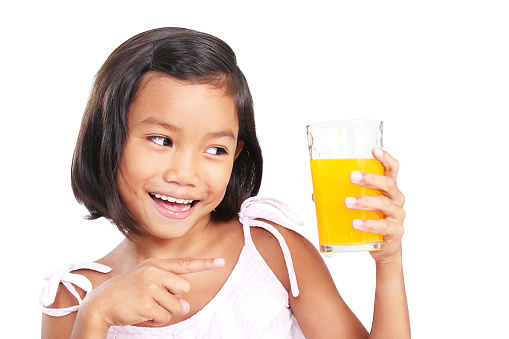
[346,147,406,263]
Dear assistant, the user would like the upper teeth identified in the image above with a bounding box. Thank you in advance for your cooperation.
[153,194,193,204]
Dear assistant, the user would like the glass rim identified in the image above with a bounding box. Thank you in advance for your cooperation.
[306,119,382,129]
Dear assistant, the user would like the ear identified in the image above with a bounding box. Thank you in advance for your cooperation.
[234,140,244,160]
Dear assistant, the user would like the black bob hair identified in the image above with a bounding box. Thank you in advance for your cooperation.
[71,27,263,237]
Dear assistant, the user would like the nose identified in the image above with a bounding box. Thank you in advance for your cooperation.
[162,150,200,186]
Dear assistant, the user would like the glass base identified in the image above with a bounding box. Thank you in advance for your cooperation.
[320,242,383,253]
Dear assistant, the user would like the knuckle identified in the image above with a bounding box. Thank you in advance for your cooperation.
[392,223,404,239]
[141,301,155,315]
[382,196,392,208]
[142,264,159,276]
[146,282,160,293]
[178,279,191,294]
[138,264,162,282]
[358,219,368,230]
[393,159,400,171]
[368,219,383,233]
[171,299,183,314]
[178,258,192,268]
[356,196,366,206]
[385,177,396,191]
[363,172,372,184]
[381,219,389,233]
[400,193,406,206]
[158,312,173,325]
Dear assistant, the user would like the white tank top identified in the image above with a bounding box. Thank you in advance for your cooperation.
[41,196,306,338]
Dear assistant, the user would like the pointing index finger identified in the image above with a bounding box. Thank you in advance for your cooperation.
[162,258,225,275]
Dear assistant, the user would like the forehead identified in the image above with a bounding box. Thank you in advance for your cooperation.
[129,72,238,135]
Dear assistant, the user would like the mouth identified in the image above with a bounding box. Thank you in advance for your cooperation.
[149,193,197,213]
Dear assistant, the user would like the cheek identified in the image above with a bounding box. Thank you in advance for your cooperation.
[117,144,158,196]
[205,161,235,196]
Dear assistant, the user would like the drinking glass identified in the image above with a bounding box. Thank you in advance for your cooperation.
[307,120,384,253]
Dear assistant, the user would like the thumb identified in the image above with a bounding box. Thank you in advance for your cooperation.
[178,299,191,315]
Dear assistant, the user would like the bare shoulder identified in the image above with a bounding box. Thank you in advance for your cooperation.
[250,219,325,293]
[251,219,368,338]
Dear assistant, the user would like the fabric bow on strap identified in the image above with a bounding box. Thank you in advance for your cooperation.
[40,262,111,317]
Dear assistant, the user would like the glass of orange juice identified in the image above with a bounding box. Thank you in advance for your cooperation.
[307,120,384,253]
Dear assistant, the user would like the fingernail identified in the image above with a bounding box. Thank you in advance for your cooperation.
[179,299,190,315]
[373,147,383,157]
[350,171,362,182]
[213,258,225,266]
[352,219,363,230]
[345,197,356,207]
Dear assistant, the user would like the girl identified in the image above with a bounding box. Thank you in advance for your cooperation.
[41,27,410,338]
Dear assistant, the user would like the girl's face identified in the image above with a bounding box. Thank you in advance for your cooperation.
[117,73,242,240]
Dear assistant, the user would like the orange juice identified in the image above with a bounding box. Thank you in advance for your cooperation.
[310,158,384,251]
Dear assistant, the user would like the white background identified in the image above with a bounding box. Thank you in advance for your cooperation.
[1,1,508,337]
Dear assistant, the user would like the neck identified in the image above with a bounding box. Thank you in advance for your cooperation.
[120,217,218,266]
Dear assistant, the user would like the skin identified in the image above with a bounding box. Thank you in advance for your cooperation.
[42,73,410,338]
[291,148,409,338]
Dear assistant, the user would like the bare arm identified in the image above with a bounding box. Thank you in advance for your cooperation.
[290,148,410,338]
[279,225,409,339]
[41,280,110,339]
[370,250,410,339]
[346,148,410,338]
[251,221,369,338]
[70,302,110,339]
[41,283,81,339]
[287,230,370,338]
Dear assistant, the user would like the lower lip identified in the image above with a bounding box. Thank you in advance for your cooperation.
[150,195,197,220]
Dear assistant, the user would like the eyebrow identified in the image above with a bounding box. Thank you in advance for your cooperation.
[206,129,236,141]
[141,116,181,132]
[140,116,236,140]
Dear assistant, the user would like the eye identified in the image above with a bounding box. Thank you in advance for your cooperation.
[205,146,228,156]
[148,136,172,147]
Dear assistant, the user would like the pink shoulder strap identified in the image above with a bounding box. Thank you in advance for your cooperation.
[238,196,305,297]
[40,262,111,317]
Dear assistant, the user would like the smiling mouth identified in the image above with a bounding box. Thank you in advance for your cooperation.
[149,193,196,212]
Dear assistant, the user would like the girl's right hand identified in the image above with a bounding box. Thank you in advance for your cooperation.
[76,258,225,331]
